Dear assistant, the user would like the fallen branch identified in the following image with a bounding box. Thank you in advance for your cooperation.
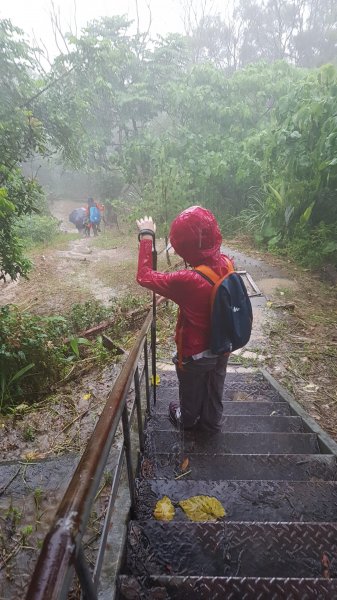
[174,470,192,480]
[102,335,125,355]
[0,542,22,570]
[63,292,168,347]
[64,319,115,342]
[272,302,296,310]
[60,401,101,435]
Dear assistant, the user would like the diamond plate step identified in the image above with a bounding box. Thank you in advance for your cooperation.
[153,372,284,413]
[153,386,283,413]
[222,401,291,415]
[146,415,303,433]
[144,431,320,455]
[135,479,337,522]
[154,397,290,416]
[139,453,337,481]
[124,521,337,578]
[118,575,337,600]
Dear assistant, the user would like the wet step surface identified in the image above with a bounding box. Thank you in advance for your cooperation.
[146,414,304,433]
[221,401,291,415]
[118,575,337,600]
[153,371,284,414]
[118,368,337,600]
[139,452,337,481]
[135,479,337,522]
[144,430,320,455]
[126,521,337,578]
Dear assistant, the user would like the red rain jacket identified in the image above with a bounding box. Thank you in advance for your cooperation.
[137,206,233,357]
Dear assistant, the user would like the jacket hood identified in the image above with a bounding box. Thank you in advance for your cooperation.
[169,206,222,266]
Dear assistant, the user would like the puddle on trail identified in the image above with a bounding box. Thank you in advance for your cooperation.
[258,277,298,297]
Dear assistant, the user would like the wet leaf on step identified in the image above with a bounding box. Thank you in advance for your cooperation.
[321,552,330,578]
[180,457,189,472]
[153,496,175,521]
[179,495,226,521]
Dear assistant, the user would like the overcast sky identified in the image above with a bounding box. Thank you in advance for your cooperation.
[0,0,187,57]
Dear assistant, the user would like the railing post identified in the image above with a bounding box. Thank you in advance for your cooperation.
[121,405,136,515]
[152,236,157,405]
[144,338,151,413]
[134,367,144,452]
[93,447,125,587]
[75,546,98,600]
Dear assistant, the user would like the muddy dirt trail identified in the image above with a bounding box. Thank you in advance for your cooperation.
[0,202,138,314]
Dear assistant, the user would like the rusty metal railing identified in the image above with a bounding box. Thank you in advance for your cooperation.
[26,307,156,600]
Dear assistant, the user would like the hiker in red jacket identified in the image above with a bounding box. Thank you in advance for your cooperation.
[136,206,234,432]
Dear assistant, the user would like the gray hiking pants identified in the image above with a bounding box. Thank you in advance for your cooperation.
[174,354,228,431]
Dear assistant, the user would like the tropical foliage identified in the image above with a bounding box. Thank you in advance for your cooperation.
[1,2,337,279]
[0,20,46,279]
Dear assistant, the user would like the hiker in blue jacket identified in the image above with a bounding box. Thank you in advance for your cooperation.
[88,198,101,236]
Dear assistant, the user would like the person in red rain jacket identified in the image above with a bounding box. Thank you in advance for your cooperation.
[136,206,234,432]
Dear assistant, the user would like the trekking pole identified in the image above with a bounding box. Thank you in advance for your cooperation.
[151,234,158,405]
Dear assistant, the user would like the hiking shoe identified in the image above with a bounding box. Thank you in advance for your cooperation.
[169,401,181,427]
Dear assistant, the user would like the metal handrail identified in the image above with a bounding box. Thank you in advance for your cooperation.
[26,308,155,600]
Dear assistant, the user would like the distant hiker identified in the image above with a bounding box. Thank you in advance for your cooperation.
[96,201,106,231]
[87,198,101,236]
[136,206,235,432]
[69,207,87,233]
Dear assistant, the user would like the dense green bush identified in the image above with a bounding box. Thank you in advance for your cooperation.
[68,300,111,333]
[0,306,68,411]
[15,214,61,247]
[286,224,337,268]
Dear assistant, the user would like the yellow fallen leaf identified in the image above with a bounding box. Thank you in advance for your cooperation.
[83,393,91,401]
[153,496,175,521]
[179,496,226,521]
[151,374,161,385]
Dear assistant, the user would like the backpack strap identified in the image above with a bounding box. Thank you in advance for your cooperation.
[195,258,234,283]
[194,263,234,309]
[194,265,220,285]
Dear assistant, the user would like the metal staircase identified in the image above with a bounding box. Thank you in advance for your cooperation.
[117,368,337,599]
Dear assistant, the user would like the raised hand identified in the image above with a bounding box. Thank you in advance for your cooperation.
[136,215,156,234]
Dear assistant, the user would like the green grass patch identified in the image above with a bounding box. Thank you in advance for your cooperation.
[91,231,135,251]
